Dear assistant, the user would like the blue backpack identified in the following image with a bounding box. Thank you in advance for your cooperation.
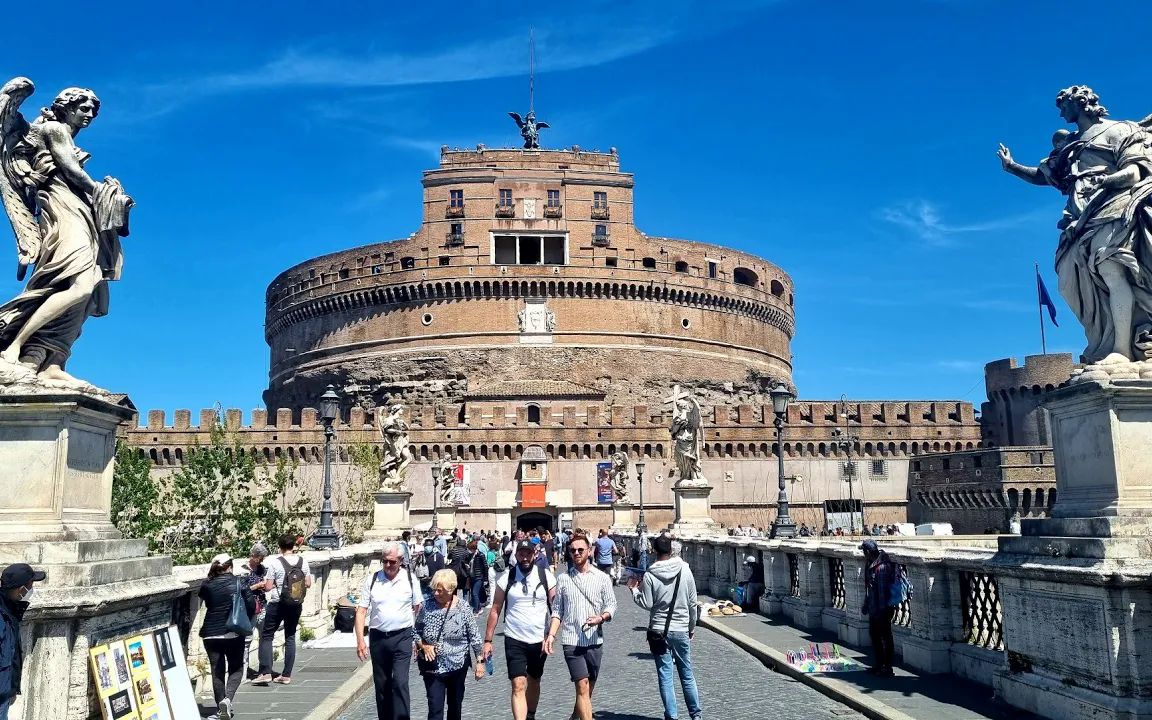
[889,565,914,607]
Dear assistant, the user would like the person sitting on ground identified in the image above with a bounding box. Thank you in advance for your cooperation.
[415,569,485,720]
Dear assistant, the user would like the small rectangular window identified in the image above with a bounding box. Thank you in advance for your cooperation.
[499,189,513,207]
[605,257,618,267]
[1029,451,1043,465]
[974,455,983,468]
[708,261,718,279]
[942,459,951,470]
[450,222,462,235]
[439,256,450,266]
[371,265,383,275]
[542,236,566,264]
[912,460,921,472]
[450,189,464,207]
[547,189,560,207]
[595,224,607,236]
[518,236,542,265]
[400,257,416,269]
[494,236,517,264]
[871,460,886,477]
[593,191,607,208]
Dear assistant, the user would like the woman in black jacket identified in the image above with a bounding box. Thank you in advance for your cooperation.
[198,553,252,720]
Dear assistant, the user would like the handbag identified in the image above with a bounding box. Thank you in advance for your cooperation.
[646,570,683,656]
[225,577,254,636]
[417,600,453,675]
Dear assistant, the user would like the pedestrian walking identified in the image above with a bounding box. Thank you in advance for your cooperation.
[199,554,254,720]
[253,533,312,685]
[356,542,424,720]
[448,540,471,601]
[629,534,702,720]
[0,563,45,719]
[400,531,412,567]
[240,543,269,679]
[484,540,557,720]
[465,539,489,614]
[545,534,616,720]
[860,539,907,677]
[415,570,485,720]
[593,530,616,575]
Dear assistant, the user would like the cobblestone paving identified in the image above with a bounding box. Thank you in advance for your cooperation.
[341,587,862,720]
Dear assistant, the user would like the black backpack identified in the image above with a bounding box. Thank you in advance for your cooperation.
[279,556,308,607]
[502,565,551,621]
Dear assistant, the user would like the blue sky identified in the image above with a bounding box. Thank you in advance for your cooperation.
[4,0,1150,415]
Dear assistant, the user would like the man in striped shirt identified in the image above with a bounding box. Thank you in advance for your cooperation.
[544,534,617,720]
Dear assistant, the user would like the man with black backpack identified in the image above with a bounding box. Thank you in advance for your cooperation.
[483,540,557,720]
[252,534,312,686]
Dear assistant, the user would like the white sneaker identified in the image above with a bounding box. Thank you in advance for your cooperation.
[218,698,232,720]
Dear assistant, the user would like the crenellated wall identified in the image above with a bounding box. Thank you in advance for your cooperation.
[981,354,1075,447]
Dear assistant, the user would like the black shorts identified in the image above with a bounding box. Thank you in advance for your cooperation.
[504,637,548,679]
[562,644,603,682]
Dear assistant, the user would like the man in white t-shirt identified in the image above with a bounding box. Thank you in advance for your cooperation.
[484,540,557,720]
[253,534,312,685]
[355,542,422,720]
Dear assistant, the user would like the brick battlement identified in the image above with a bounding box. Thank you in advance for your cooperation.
[984,354,1075,395]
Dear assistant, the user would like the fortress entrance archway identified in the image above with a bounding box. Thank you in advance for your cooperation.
[515,511,555,532]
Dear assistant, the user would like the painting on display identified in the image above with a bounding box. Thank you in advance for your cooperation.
[155,626,199,720]
[90,641,139,720]
[596,462,614,504]
[451,463,471,506]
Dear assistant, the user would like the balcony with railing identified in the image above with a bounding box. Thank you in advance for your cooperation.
[495,203,515,218]
[591,205,610,220]
[592,230,610,247]
[445,204,465,219]
[445,231,464,246]
[544,204,563,218]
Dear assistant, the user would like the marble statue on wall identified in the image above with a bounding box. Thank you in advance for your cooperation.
[437,457,457,504]
[999,85,1152,367]
[376,404,412,492]
[0,78,134,388]
[666,384,706,487]
[609,451,630,504]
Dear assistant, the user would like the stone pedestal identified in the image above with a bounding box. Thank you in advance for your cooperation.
[672,482,719,534]
[365,490,413,539]
[435,506,457,531]
[992,379,1152,720]
[0,392,133,542]
[609,503,635,533]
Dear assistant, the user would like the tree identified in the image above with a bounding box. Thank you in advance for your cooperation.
[111,441,165,548]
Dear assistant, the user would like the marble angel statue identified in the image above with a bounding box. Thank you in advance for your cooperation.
[609,451,629,504]
[667,385,706,486]
[999,86,1152,365]
[0,77,134,385]
[376,404,413,492]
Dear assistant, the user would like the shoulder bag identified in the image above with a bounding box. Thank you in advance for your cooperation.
[225,577,254,636]
[417,599,454,675]
[645,570,682,656]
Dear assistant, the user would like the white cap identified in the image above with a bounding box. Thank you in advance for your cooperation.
[211,553,232,567]
[744,555,757,564]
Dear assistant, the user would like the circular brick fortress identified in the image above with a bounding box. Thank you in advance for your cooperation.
[263,148,795,413]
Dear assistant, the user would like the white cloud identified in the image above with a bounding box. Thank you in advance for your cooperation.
[878,200,1047,247]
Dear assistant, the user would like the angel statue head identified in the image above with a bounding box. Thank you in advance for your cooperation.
[1056,85,1107,124]
[41,87,100,132]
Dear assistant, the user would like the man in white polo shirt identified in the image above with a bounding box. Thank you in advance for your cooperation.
[355,542,423,720]
[484,540,557,720]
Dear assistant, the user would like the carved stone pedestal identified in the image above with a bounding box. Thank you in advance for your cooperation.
[991,379,1152,720]
[364,491,413,540]
[672,483,719,534]
[609,503,635,534]
[434,507,457,531]
[0,391,184,720]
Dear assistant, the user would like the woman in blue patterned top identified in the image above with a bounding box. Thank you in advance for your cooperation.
[414,569,485,720]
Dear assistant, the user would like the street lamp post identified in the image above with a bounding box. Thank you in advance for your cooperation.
[308,385,342,550]
[769,383,797,539]
[635,461,647,569]
[832,394,862,534]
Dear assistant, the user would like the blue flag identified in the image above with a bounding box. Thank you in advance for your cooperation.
[1036,271,1059,327]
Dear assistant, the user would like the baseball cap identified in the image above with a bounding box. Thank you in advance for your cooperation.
[1,563,46,588]
[515,539,535,552]
[744,555,757,564]
[529,536,541,545]
[210,553,233,567]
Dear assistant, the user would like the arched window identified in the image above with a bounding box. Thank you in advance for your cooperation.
[734,267,759,287]
[527,404,541,424]
[769,279,785,297]
[675,261,689,273]
[642,257,657,269]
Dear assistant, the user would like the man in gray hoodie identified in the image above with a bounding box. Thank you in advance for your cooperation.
[628,535,702,720]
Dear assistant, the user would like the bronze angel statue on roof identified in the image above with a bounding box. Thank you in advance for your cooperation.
[508,110,549,149]
[0,77,134,386]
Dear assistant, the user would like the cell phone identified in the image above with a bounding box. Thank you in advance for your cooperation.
[485,655,494,676]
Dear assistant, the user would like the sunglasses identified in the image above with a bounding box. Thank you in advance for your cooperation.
[382,559,401,566]
[569,547,588,554]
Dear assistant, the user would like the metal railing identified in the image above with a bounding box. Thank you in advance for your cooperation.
[788,553,800,597]
[591,205,610,220]
[495,204,515,218]
[445,204,465,218]
[960,571,1004,650]
[893,563,912,627]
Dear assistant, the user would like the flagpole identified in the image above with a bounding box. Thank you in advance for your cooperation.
[1036,262,1048,355]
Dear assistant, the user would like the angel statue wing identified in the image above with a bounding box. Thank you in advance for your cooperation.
[1140,111,1152,129]
[0,77,40,281]
[508,111,525,129]
[536,121,550,130]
